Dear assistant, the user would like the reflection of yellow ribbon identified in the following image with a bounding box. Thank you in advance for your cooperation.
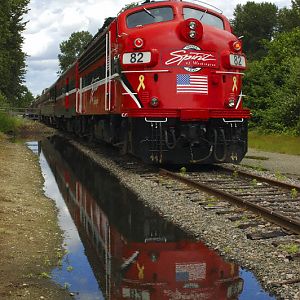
[137,75,145,92]
[137,262,144,279]
[230,263,235,276]
[232,76,238,92]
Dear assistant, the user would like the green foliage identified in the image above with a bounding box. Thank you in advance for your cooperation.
[279,243,299,254]
[291,188,298,199]
[118,2,140,14]
[244,28,300,135]
[58,31,93,74]
[277,0,300,33]
[180,167,186,173]
[251,179,257,186]
[0,0,29,103]
[17,85,35,108]
[231,1,278,59]
[0,92,10,109]
[40,272,52,279]
[66,265,74,272]
[0,111,22,134]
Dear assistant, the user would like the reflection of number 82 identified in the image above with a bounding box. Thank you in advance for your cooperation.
[130,52,144,63]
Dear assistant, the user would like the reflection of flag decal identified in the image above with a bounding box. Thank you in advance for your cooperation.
[176,74,208,94]
[176,263,206,282]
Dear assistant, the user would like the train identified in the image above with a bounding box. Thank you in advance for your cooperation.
[35,0,250,164]
[42,135,244,299]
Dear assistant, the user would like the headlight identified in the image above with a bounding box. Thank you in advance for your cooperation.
[150,97,159,107]
[189,30,196,39]
[228,99,235,108]
[189,21,196,30]
[134,37,144,48]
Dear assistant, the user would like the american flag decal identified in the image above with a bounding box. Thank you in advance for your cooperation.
[176,74,208,94]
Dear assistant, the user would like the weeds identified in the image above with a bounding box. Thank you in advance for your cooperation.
[40,272,51,279]
[291,188,298,199]
[279,243,299,255]
[0,111,22,134]
[223,246,231,253]
[251,179,258,186]
[180,167,187,174]
[275,171,286,180]
[64,282,71,290]
[67,266,74,272]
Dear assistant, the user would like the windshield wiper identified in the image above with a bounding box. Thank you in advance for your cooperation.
[200,9,208,21]
[143,7,156,19]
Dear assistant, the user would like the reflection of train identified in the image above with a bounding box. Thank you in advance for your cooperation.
[35,0,250,165]
[42,136,244,299]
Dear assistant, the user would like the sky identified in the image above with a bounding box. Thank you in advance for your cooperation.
[23,0,291,96]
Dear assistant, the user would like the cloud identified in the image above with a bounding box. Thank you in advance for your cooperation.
[23,0,291,95]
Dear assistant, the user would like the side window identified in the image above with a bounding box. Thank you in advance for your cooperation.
[183,7,224,30]
[127,7,174,28]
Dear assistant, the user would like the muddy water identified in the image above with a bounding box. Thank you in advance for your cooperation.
[27,137,275,300]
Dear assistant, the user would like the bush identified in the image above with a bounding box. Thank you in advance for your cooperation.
[244,28,300,135]
[0,111,22,134]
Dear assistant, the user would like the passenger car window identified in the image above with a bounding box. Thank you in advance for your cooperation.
[183,7,224,30]
[127,7,174,28]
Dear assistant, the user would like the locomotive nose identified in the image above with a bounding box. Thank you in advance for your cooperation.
[178,18,203,42]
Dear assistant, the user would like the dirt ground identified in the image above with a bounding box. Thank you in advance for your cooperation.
[0,123,72,299]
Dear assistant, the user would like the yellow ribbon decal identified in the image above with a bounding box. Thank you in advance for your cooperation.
[137,75,145,92]
[232,76,238,92]
[137,262,144,279]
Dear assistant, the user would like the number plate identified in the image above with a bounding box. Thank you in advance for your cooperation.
[122,52,151,64]
[229,54,246,68]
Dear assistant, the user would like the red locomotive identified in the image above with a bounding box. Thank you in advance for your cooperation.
[42,136,244,299]
[36,0,250,164]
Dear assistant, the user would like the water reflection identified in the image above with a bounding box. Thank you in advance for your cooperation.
[26,137,275,300]
[38,136,244,300]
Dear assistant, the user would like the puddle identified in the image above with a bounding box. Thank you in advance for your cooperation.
[27,138,275,300]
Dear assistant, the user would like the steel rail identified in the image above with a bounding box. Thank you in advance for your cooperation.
[159,168,300,235]
[216,165,300,192]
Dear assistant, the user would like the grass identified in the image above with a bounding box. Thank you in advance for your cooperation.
[248,131,300,156]
[0,111,23,135]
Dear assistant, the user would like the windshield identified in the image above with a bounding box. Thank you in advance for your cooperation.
[183,7,224,30]
[127,6,174,28]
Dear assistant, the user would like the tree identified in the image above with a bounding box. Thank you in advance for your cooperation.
[243,28,300,134]
[0,92,10,108]
[277,0,300,33]
[17,85,34,108]
[0,0,29,104]
[231,2,278,60]
[58,31,93,74]
[118,2,140,14]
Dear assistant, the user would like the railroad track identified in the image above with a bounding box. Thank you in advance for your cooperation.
[159,167,300,236]
[65,135,300,258]
[113,155,300,236]
[124,164,300,261]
